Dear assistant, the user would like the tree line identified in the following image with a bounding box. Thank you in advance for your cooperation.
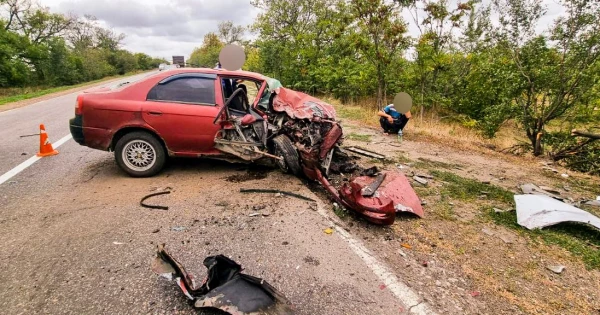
[191,0,599,173]
[0,0,166,89]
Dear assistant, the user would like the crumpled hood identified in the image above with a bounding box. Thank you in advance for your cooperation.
[272,87,337,120]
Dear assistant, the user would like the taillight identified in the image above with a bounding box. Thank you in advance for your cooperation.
[75,95,83,115]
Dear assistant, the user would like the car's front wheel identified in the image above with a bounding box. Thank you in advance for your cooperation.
[272,134,302,176]
[114,131,166,177]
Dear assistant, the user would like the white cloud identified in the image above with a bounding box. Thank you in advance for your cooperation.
[41,0,260,61]
[39,0,566,63]
[401,0,565,38]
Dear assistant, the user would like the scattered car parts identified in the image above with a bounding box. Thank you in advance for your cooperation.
[520,183,564,201]
[584,200,600,207]
[344,146,386,160]
[361,173,387,197]
[140,191,170,210]
[336,172,424,225]
[515,194,600,232]
[239,188,315,202]
[151,244,295,315]
[546,264,566,274]
[413,176,429,186]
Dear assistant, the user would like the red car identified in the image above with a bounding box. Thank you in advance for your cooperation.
[69,68,337,176]
[69,68,423,225]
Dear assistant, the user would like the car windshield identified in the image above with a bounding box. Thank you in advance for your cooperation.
[265,77,283,91]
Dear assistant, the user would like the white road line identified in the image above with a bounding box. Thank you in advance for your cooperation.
[52,133,73,148]
[314,202,437,315]
[0,134,72,185]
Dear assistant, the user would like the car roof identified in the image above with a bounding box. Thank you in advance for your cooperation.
[158,67,266,80]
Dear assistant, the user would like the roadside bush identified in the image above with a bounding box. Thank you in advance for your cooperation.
[548,132,600,175]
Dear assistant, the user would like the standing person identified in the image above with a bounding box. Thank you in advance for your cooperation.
[378,104,411,135]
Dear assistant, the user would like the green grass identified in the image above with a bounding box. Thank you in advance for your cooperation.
[0,71,147,106]
[487,206,600,270]
[333,203,348,218]
[419,169,600,270]
[335,104,378,122]
[329,102,379,128]
[372,153,412,167]
[431,170,514,204]
[346,132,372,142]
[432,201,456,220]
[565,177,600,196]
[1,86,79,105]
[413,157,463,170]
[395,153,413,164]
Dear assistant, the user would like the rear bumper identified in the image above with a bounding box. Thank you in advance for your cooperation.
[69,115,85,145]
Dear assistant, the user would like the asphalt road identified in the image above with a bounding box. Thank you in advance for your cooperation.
[0,73,432,315]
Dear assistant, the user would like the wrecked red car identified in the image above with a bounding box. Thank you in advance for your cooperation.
[69,68,422,225]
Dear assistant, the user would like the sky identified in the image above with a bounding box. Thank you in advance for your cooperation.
[42,0,262,61]
[40,0,565,62]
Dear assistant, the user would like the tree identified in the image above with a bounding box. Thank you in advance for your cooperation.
[2,0,33,31]
[0,19,32,87]
[218,21,245,44]
[189,32,223,67]
[66,14,98,50]
[0,0,159,88]
[405,0,474,117]
[3,0,73,44]
[135,53,153,70]
[95,27,124,51]
[243,45,263,72]
[108,49,137,75]
[350,0,410,108]
[251,0,348,92]
[493,0,600,155]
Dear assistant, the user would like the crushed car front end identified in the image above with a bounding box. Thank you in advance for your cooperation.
[266,83,423,225]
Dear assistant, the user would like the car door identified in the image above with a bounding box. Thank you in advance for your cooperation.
[143,73,222,153]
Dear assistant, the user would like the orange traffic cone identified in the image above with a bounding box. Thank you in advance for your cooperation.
[37,124,59,157]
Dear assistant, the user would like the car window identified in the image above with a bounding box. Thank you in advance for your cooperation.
[147,77,215,105]
[219,77,262,104]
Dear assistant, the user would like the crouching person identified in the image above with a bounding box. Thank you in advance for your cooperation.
[378,104,411,135]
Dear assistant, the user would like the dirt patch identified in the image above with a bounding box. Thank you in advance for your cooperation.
[321,120,600,314]
[224,166,273,182]
[303,256,321,266]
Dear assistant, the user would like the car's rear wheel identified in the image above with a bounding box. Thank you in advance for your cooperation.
[272,134,302,176]
[115,131,166,177]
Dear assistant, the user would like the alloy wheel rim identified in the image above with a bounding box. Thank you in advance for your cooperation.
[122,140,156,172]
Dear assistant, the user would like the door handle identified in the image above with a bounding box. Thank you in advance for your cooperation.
[147,111,162,116]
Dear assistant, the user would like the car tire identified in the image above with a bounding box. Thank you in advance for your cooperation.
[114,131,166,177]
[272,134,302,176]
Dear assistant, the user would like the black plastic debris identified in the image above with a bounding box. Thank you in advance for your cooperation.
[140,191,170,210]
[239,188,315,202]
[329,161,359,174]
[360,166,380,177]
[151,244,295,315]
